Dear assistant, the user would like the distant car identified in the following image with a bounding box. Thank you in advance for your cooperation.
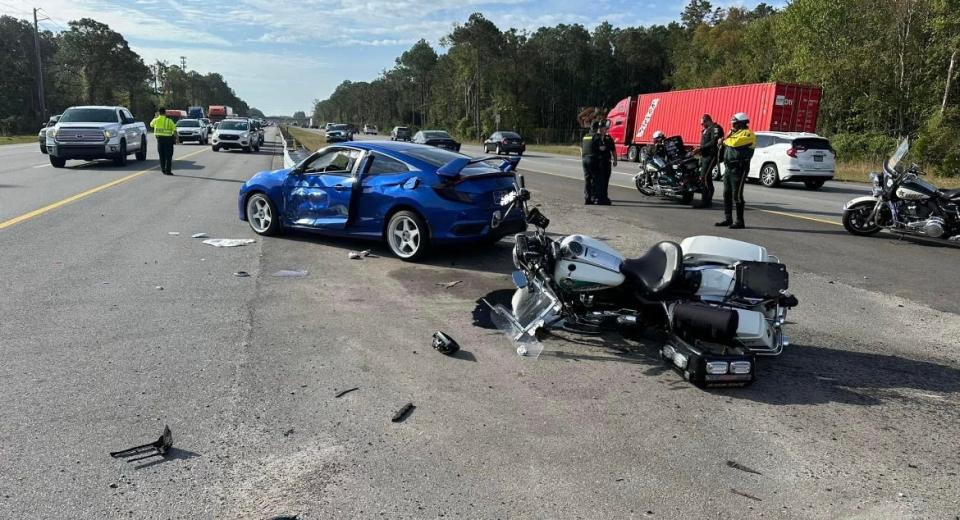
[251,119,265,146]
[237,141,525,261]
[391,126,411,141]
[326,124,353,143]
[483,131,525,156]
[413,130,460,152]
[325,122,337,131]
[175,118,209,145]
[212,118,259,153]
[363,124,378,135]
[200,117,213,135]
[38,114,61,154]
[744,132,835,190]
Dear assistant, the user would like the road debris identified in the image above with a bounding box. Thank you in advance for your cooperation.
[167,232,180,236]
[436,280,463,289]
[202,238,256,248]
[283,428,295,437]
[110,425,172,462]
[348,251,362,260]
[726,460,763,475]
[432,331,460,355]
[271,269,308,278]
[335,387,359,398]
[234,271,250,278]
[391,402,415,423]
[191,233,208,239]
[730,488,762,501]
[155,286,163,291]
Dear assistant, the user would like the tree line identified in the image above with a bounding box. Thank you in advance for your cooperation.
[312,0,960,174]
[0,16,256,134]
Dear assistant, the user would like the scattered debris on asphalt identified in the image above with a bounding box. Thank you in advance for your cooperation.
[202,238,256,248]
[730,488,762,501]
[191,233,209,239]
[432,331,460,355]
[271,269,308,278]
[348,251,362,260]
[268,515,299,520]
[155,286,163,291]
[167,232,180,236]
[726,460,763,475]
[234,271,250,278]
[283,428,295,437]
[348,250,375,259]
[391,402,415,423]
[360,249,374,257]
[335,387,359,398]
[110,425,172,462]
[436,280,462,289]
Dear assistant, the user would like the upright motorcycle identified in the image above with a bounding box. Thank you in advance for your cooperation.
[843,139,960,241]
[489,174,798,388]
[633,136,703,205]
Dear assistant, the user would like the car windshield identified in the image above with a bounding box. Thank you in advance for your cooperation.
[177,120,200,127]
[423,131,452,139]
[60,108,118,123]
[792,137,831,150]
[219,121,248,131]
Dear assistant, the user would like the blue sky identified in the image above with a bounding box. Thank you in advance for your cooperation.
[3,0,784,116]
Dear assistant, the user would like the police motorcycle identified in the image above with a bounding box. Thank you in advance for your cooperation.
[488,170,798,388]
[842,139,960,241]
[634,135,702,205]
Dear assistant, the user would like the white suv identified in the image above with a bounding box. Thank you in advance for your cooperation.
[747,132,835,190]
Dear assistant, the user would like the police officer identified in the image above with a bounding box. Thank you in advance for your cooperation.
[595,121,617,205]
[150,107,176,175]
[715,112,756,229]
[646,130,668,162]
[694,114,723,208]
[581,121,601,204]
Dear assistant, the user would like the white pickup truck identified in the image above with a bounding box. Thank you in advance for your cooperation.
[46,105,148,168]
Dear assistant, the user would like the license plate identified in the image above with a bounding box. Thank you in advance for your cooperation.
[814,155,823,162]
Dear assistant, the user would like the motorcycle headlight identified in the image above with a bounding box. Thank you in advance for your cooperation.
[705,361,729,375]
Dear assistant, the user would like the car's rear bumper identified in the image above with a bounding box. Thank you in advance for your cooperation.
[781,169,835,181]
[492,143,526,153]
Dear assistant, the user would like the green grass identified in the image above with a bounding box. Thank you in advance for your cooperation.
[285,126,325,152]
[525,144,580,156]
[0,135,37,146]
[835,160,960,189]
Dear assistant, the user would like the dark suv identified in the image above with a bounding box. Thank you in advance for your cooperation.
[391,126,412,141]
[483,131,525,155]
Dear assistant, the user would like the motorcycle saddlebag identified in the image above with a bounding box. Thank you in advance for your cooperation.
[673,302,739,344]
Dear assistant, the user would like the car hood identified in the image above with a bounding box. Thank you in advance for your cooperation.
[217,129,248,135]
[244,167,290,188]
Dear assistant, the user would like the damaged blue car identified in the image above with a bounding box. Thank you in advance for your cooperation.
[238,141,525,260]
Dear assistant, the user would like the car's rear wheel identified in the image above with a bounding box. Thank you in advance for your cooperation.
[246,193,280,236]
[760,163,779,187]
[804,179,826,190]
[496,145,503,155]
[386,210,428,261]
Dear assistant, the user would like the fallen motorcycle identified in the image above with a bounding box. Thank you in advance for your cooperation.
[488,174,798,387]
[842,139,960,242]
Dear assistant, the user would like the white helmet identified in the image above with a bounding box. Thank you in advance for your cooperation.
[731,112,750,124]
[652,130,665,140]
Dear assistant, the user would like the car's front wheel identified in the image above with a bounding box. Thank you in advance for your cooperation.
[246,193,281,236]
[49,155,66,168]
[113,140,127,166]
[386,210,428,261]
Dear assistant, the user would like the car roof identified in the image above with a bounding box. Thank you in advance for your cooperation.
[756,131,826,139]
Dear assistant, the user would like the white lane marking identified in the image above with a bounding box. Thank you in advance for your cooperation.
[33,163,51,168]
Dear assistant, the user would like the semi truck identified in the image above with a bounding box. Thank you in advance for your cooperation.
[606,82,823,161]
[164,109,188,122]
[187,106,205,119]
[208,105,234,123]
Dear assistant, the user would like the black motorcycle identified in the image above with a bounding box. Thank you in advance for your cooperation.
[633,136,702,205]
[842,139,960,241]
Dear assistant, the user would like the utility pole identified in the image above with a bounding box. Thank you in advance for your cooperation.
[32,8,47,120]
[180,56,187,70]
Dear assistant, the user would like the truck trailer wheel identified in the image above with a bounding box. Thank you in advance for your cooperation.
[627,146,639,162]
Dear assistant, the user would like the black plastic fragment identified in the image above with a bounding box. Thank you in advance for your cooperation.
[726,460,763,475]
[432,331,460,355]
[110,425,173,461]
[335,387,359,398]
[391,402,415,423]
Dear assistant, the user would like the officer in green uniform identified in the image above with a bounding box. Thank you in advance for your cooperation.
[595,121,617,205]
[581,121,601,204]
[715,112,756,229]
[694,114,723,208]
[150,107,177,175]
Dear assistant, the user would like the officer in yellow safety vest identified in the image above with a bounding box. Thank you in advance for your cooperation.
[715,112,756,229]
[150,107,177,175]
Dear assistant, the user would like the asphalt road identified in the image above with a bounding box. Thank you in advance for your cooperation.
[1,129,958,518]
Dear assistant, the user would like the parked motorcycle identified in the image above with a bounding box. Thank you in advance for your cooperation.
[842,139,960,241]
[633,136,702,205]
[489,174,798,387]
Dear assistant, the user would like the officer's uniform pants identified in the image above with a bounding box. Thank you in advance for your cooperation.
[699,151,718,206]
[582,157,597,203]
[723,160,749,223]
[598,161,612,203]
[157,136,175,174]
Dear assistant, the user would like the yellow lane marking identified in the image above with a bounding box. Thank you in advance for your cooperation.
[0,148,208,231]
[518,165,844,227]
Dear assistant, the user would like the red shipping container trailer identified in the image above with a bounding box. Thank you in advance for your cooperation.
[207,105,234,122]
[607,82,822,161]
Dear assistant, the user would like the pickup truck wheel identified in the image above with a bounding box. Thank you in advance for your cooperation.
[135,137,147,161]
[49,156,66,168]
[40,143,48,154]
[113,140,127,166]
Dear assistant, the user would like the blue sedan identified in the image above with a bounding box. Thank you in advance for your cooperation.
[238,141,526,260]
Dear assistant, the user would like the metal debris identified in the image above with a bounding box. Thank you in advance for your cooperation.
[391,403,415,423]
[155,286,163,290]
[730,488,762,501]
[335,387,359,398]
[348,252,362,260]
[110,426,173,462]
[191,233,209,238]
[435,280,463,289]
[271,269,308,278]
[234,271,250,277]
[726,460,763,475]
[167,232,180,236]
[202,238,256,248]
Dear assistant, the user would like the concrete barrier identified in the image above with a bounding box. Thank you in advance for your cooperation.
[278,127,296,168]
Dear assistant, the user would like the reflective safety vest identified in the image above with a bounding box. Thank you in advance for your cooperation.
[581,132,597,158]
[151,115,176,137]
[723,128,756,163]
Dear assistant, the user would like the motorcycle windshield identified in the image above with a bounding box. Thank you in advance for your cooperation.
[886,139,909,173]
[485,289,554,359]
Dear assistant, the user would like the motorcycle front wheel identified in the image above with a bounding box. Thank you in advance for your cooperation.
[635,173,656,197]
[842,201,883,236]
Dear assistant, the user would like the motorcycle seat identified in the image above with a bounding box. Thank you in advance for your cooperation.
[620,241,683,296]
[941,188,960,200]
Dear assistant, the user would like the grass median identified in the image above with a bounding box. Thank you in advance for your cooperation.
[286,126,325,152]
[0,135,37,146]
[835,160,960,189]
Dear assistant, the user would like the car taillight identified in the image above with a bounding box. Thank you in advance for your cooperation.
[786,148,797,158]
[433,186,473,203]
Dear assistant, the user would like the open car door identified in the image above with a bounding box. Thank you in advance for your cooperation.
[284,147,361,229]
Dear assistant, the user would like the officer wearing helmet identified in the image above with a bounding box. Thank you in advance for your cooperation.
[581,120,601,204]
[716,112,756,229]
[645,130,668,162]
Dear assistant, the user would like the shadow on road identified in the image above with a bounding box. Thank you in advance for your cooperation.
[749,202,841,218]
[172,174,246,183]
[746,226,848,236]
[772,183,869,196]
[133,447,201,470]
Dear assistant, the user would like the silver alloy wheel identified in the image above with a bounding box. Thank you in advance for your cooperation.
[247,194,272,233]
[389,215,420,258]
[761,165,778,186]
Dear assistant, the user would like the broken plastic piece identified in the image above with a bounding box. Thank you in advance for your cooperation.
[726,460,762,475]
[348,251,362,260]
[167,232,180,236]
[155,286,163,290]
[271,269,308,278]
[432,331,460,355]
[234,271,250,278]
[730,488,762,501]
[191,233,209,239]
[202,238,256,248]
[484,299,546,359]
[435,280,462,289]
[391,403,415,423]
[335,387,359,398]
[110,425,173,462]
[360,250,374,257]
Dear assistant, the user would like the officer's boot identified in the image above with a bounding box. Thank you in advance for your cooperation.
[730,204,745,229]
